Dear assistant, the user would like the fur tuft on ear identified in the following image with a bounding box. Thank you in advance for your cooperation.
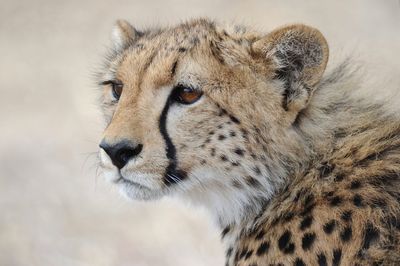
[111,20,141,52]
[252,24,329,113]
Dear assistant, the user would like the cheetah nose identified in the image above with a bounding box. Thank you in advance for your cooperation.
[99,139,143,169]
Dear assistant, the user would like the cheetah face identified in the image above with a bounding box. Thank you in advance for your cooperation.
[97,19,328,222]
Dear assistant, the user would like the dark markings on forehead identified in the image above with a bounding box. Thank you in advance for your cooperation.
[171,61,178,77]
[103,19,217,74]
[107,20,226,96]
[210,41,225,64]
[136,49,159,91]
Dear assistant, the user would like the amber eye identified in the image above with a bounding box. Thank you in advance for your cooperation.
[172,85,202,105]
[101,80,123,100]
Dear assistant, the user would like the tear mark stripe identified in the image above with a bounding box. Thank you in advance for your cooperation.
[159,94,187,185]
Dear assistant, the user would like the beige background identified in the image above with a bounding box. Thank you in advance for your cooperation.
[0,1,399,266]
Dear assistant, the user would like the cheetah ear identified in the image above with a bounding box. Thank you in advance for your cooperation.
[111,20,141,51]
[251,24,329,113]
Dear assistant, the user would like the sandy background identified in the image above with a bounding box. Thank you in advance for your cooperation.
[0,1,399,266]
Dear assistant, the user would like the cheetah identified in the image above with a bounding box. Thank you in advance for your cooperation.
[96,18,400,265]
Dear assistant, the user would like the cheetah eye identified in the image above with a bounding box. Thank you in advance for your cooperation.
[171,85,202,105]
[101,80,123,100]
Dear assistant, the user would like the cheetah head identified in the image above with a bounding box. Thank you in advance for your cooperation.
[97,19,328,225]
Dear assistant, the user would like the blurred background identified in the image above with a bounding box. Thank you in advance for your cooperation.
[0,1,399,265]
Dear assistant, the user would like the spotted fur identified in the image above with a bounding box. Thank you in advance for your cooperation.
[96,18,400,265]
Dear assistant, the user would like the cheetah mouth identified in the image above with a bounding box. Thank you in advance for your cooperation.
[112,172,166,201]
[114,175,149,190]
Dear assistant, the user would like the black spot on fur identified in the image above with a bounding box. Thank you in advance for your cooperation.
[255,229,265,240]
[334,174,344,182]
[209,131,215,135]
[317,253,327,266]
[340,211,352,222]
[278,230,291,250]
[302,232,316,251]
[246,176,261,187]
[218,108,227,116]
[220,155,228,161]
[218,134,226,140]
[229,115,241,124]
[353,194,364,207]
[244,249,253,260]
[282,212,295,223]
[284,243,295,254]
[278,230,295,254]
[221,226,230,239]
[300,216,313,230]
[226,247,233,258]
[350,180,361,189]
[340,226,352,242]
[171,61,178,76]
[178,47,186,52]
[323,220,336,234]
[329,196,342,206]
[256,242,270,256]
[294,189,305,202]
[271,217,280,227]
[362,223,380,250]
[294,258,306,266]
[304,194,314,206]
[332,249,342,266]
[300,194,316,216]
[231,161,240,167]
[239,247,249,260]
[253,166,261,175]
[300,203,316,216]
[229,131,236,137]
[210,148,216,156]
[234,148,245,156]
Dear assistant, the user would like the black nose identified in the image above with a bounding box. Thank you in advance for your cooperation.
[99,140,143,169]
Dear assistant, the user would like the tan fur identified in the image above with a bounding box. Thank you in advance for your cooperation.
[96,18,400,265]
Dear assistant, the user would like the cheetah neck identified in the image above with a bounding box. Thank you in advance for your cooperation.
[218,61,399,244]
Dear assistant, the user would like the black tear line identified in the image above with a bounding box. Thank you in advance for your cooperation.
[159,96,187,186]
